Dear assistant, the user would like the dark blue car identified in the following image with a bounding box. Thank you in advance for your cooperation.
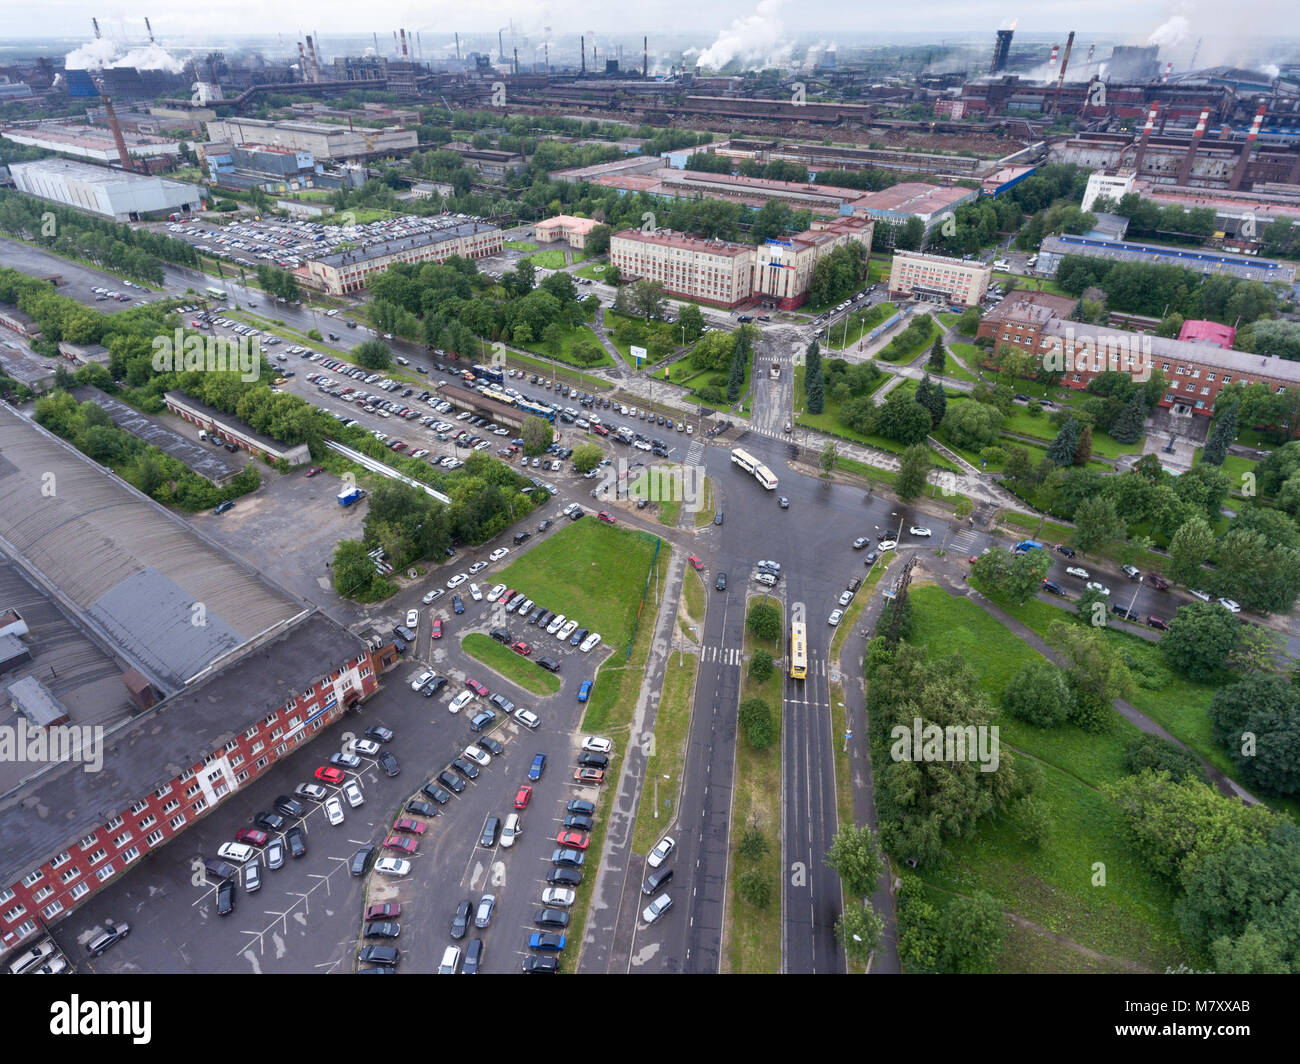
[578,680,593,703]
[529,753,546,781]
[453,594,465,614]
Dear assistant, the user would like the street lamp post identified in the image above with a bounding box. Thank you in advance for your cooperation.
[1126,575,1143,620]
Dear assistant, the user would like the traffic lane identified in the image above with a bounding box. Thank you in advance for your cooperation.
[0,235,157,311]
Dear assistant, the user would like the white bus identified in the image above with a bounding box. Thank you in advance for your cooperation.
[731,447,778,490]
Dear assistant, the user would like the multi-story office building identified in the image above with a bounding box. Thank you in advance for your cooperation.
[306,221,503,294]
[888,250,992,307]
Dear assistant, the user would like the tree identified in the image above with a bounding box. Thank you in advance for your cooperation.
[737,869,772,909]
[820,440,837,474]
[1003,446,1033,483]
[824,825,885,898]
[541,321,564,359]
[939,892,1007,974]
[928,336,946,372]
[1045,417,1081,466]
[746,601,781,641]
[1002,660,1074,727]
[738,826,769,861]
[1109,392,1148,445]
[738,698,775,750]
[1212,528,1300,615]
[876,391,931,445]
[585,223,611,255]
[836,904,885,964]
[1072,423,1093,466]
[1167,516,1216,588]
[1160,602,1241,683]
[940,400,1002,450]
[748,649,774,682]
[522,415,553,456]
[1123,734,1204,783]
[970,547,1050,604]
[896,444,932,501]
[677,303,704,344]
[1209,674,1300,796]
[1072,496,1127,556]
[332,539,379,600]
[1203,403,1239,466]
[354,339,391,370]
[914,374,947,428]
[725,343,745,403]
[1047,619,1135,707]
[571,442,603,474]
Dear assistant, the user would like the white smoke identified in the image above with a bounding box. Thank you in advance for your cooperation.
[688,0,792,72]
[1146,15,1192,48]
[65,38,186,74]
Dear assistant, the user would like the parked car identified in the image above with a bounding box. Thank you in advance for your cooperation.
[529,753,547,781]
[647,835,676,868]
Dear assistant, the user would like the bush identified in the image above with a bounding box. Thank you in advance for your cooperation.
[746,601,781,641]
[739,698,775,750]
[1002,660,1073,727]
[1123,734,1204,782]
[748,649,774,682]
[738,827,769,861]
[980,446,1007,466]
[737,869,772,909]
[1067,688,1116,733]
[697,385,725,403]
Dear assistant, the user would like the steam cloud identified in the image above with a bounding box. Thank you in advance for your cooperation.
[687,0,792,72]
[65,38,186,74]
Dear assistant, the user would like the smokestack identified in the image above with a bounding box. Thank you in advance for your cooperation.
[305,35,321,82]
[990,29,1013,75]
[1056,31,1075,89]
[92,17,102,39]
[393,31,399,57]
[581,35,586,74]
[1049,44,1059,70]
[298,41,308,80]
[455,32,460,60]
[1163,62,1172,82]
[545,42,549,76]
[513,47,518,75]
[1176,109,1211,186]
[145,17,154,43]
[1229,104,1267,190]
[401,29,408,58]
[416,32,422,60]
[1086,43,1094,64]
[100,96,135,173]
[373,32,379,55]
[1132,102,1159,174]
[644,37,648,77]
[499,29,504,62]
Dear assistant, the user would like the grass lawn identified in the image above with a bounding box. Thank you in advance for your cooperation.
[628,467,684,526]
[524,249,568,270]
[504,350,614,390]
[727,595,784,973]
[503,240,538,251]
[1000,405,1145,459]
[460,633,562,696]
[903,586,1190,970]
[937,312,960,329]
[694,476,717,527]
[495,520,661,653]
[519,323,613,368]
[1193,447,1257,493]
[939,351,979,383]
[824,302,896,351]
[631,650,699,853]
[575,261,614,282]
[875,314,940,364]
[603,310,681,363]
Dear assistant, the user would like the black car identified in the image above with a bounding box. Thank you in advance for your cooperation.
[529,608,546,625]
[453,595,465,614]
[364,921,401,939]
[537,656,560,672]
[451,900,472,940]
[477,736,505,757]
[378,752,400,776]
[864,552,878,565]
[577,752,609,769]
[349,846,378,878]
[216,880,236,916]
[358,945,400,967]
[463,938,484,974]
[563,814,594,831]
[537,610,555,628]
[274,795,305,819]
[394,624,416,642]
[422,780,454,803]
[438,770,467,794]
[1041,580,1067,597]
[479,816,501,847]
[546,867,582,887]
[1056,544,1076,558]
[1111,604,1139,621]
[451,758,480,780]
[405,799,440,817]
[642,866,674,896]
[567,799,596,817]
[522,955,559,974]
[534,908,571,928]
[538,519,553,532]
[420,676,447,698]
[490,627,512,644]
[569,627,589,647]
[364,725,394,743]
[513,532,532,545]
[252,810,286,832]
[715,572,727,591]
[285,825,307,858]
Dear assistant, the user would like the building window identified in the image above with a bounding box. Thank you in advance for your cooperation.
[32,885,53,902]
[223,740,238,753]
[184,783,201,799]
[113,832,132,848]
[244,726,258,740]
[69,882,90,901]
[250,741,264,755]
[0,889,13,906]
[122,847,141,865]
[59,866,80,884]
[77,834,97,851]
[105,815,123,831]
[49,852,71,870]
[145,829,164,847]
[169,814,187,831]
[87,849,107,866]
[177,770,194,783]
[154,784,172,799]
[3,905,27,923]
[21,869,44,888]
[138,814,156,830]
[129,801,148,816]
[95,864,115,883]
[40,901,64,920]
[1206,373,1215,382]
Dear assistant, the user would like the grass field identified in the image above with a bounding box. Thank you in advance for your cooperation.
[631,650,699,853]
[726,595,784,973]
[524,249,569,270]
[518,324,613,368]
[460,633,562,696]
[1193,447,1258,494]
[575,261,614,282]
[494,520,660,653]
[503,240,538,251]
[903,585,1190,970]
[504,350,614,390]
[694,476,717,527]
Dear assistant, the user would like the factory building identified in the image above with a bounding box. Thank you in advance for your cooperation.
[8,158,203,223]
[1,120,180,164]
[204,116,417,161]
[1036,233,1296,286]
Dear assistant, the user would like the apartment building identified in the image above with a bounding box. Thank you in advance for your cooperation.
[888,250,992,306]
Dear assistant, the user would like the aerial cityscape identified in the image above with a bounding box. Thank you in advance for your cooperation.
[0,0,1297,1008]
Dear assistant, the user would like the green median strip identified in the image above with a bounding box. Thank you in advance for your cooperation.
[460,632,561,696]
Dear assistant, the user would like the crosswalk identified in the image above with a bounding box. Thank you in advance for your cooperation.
[701,645,744,666]
[685,438,706,465]
[949,527,979,555]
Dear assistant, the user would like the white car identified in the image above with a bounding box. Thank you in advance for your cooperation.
[342,779,364,808]
[580,632,602,653]
[489,548,509,562]
[410,669,435,692]
[374,857,410,877]
[463,745,491,767]
[422,588,444,604]
[1065,567,1090,580]
[469,583,483,602]
[1189,588,1212,602]
[546,613,567,635]
[468,561,489,574]
[1217,598,1242,613]
[448,690,475,714]
[908,526,932,537]
[500,813,522,849]
[828,608,844,626]
[446,573,468,589]
[324,796,345,826]
[486,583,506,602]
[558,619,579,641]
[542,887,576,908]
[837,590,854,607]
[354,739,381,756]
[582,736,613,754]
[1086,582,1111,597]
[642,893,673,924]
[647,836,675,869]
[514,707,541,729]
[877,540,898,552]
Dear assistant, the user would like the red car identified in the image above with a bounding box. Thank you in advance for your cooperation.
[501,589,516,605]
[235,827,269,847]
[688,555,704,571]
[315,766,347,785]
[1146,572,1170,591]
[514,785,533,809]
[465,678,489,697]
[597,511,616,524]
[304,466,324,477]
[364,902,401,921]
[392,818,427,835]
[431,618,443,640]
[556,830,590,850]
[512,641,531,656]
[383,835,418,854]
[574,768,605,784]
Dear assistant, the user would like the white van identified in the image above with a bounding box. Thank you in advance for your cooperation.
[438,945,461,974]
[216,841,254,864]
[8,938,56,975]
[501,812,522,849]
[754,572,777,587]
[469,583,483,602]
